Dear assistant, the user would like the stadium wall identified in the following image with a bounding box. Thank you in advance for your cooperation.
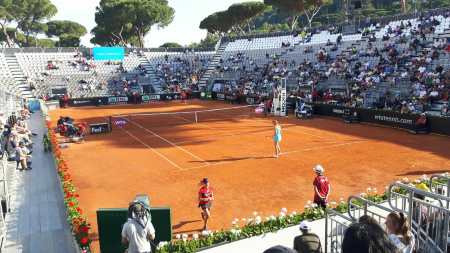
[211,92,450,136]
[57,92,201,107]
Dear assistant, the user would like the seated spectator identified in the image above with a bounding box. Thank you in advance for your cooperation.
[230,93,238,104]
[428,88,439,104]
[407,103,416,113]
[382,33,390,41]
[9,141,32,170]
[369,34,377,42]
[441,103,449,116]
[411,113,427,130]
[263,245,296,253]
[385,212,414,253]
[293,221,322,253]
[341,222,400,253]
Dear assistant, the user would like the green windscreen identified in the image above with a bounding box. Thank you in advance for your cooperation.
[97,207,172,253]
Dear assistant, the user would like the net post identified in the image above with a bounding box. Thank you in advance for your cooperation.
[195,112,198,123]
[109,116,112,132]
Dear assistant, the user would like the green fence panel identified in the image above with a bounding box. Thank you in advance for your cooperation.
[200,91,212,100]
[97,207,172,253]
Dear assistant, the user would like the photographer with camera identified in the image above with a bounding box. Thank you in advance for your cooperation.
[122,203,156,253]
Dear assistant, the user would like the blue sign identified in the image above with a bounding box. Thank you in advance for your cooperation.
[93,47,124,60]
[114,118,127,127]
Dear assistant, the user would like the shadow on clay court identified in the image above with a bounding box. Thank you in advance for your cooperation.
[397,170,450,176]
[189,156,268,163]
[172,220,202,229]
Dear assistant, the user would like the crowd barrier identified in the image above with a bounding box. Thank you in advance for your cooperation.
[211,92,450,136]
[58,92,201,107]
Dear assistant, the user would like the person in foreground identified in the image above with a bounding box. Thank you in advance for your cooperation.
[293,220,322,253]
[198,177,214,231]
[313,165,330,209]
[341,222,401,253]
[385,212,415,253]
[271,120,282,158]
[122,202,156,253]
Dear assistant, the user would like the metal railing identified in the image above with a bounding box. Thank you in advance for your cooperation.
[388,182,450,253]
[325,209,353,253]
[429,174,450,209]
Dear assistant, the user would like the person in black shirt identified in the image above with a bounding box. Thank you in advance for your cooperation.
[57,116,65,125]
[436,64,444,73]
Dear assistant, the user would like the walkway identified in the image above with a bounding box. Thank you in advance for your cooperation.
[3,110,77,252]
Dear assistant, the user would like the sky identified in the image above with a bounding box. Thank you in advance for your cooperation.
[49,0,264,48]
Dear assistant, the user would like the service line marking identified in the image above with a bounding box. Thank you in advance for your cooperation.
[100,113,183,170]
[114,113,210,168]
[173,130,274,144]
[170,114,234,136]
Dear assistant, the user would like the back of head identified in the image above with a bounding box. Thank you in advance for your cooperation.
[342,222,401,253]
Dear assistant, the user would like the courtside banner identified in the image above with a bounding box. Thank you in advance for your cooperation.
[280,89,287,117]
[93,47,124,60]
[306,103,450,135]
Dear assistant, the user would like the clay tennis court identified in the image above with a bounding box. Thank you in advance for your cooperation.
[48,100,450,252]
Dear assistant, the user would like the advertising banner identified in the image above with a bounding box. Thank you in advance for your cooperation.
[90,123,109,134]
[280,88,287,117]
[108,97,128,105]
[93,47,124,60]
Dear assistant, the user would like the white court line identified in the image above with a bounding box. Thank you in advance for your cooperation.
[208,110,345,143]
[100,113,183,170]
[182,140,365,170]
[173,130,274,144]
[170,114,234,136]
[114,113,210,167]
[290,125,365,141]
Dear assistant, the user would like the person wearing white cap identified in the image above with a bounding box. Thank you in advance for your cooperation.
[293,220,322,253]
[313,165,330,209]
[407,103,415,113]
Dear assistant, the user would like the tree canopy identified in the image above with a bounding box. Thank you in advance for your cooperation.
[46,20,87,38]
[91,0,175,47]
[200,1,269,35]
[45,20,87,47]
[160,42,182,48]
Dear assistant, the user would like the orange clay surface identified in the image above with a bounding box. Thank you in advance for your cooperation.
[49,100,450,252]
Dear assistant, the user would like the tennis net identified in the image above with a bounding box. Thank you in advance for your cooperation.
[109,105,264,130]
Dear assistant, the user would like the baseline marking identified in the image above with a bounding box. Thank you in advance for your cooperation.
[114,112,210,167]
[100,113,183,170]
[170,114,234,136]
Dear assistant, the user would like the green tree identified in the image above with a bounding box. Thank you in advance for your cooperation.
[160,42,182,48]
[92,0,136,46]
[37,38,56,47]
[92,0,175,47]
[12,0,57,47]
[299,0,333,30]
[46,20,87,47]
[0,0,16,47]
[227,1,270,33]
[24,21,48,47]
[199,12,226,35]
[59,34,80,47]
[264,0,304,30]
